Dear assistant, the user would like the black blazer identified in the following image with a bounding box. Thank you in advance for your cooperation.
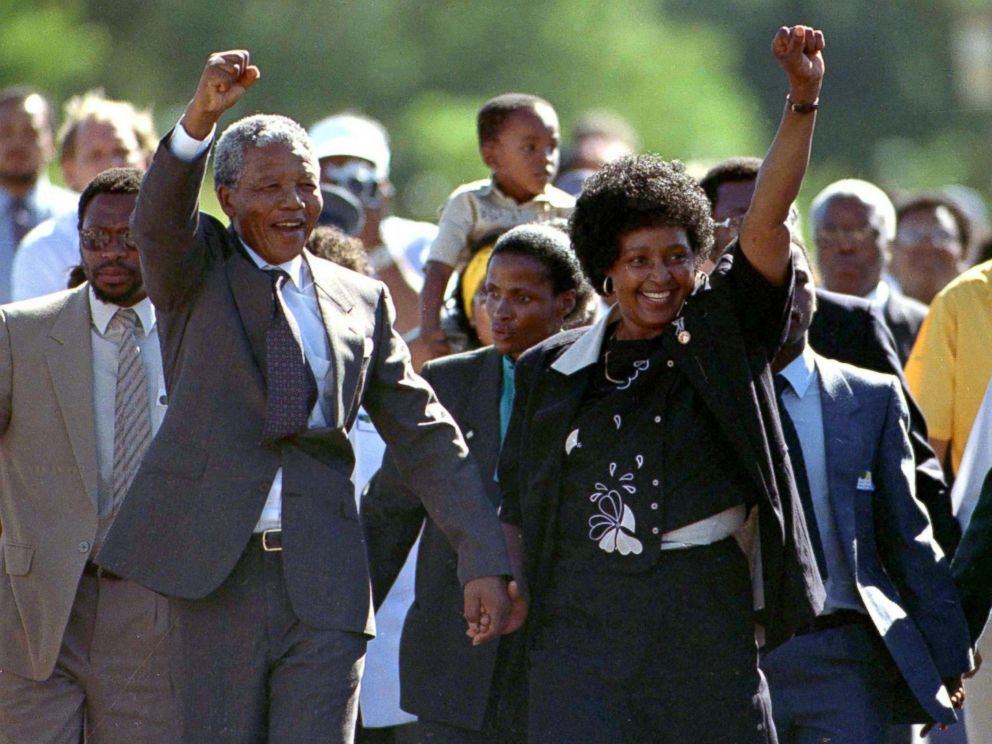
[883,291,928,366]
[952,468,992,643]
[500,247,824,650]
[809,289,958,555]
[98,136,511,635]
[362,346,507,731]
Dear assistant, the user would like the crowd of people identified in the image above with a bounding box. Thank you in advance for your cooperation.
[1,21,992,744]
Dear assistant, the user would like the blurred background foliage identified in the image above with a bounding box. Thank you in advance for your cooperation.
[4,0,991,229]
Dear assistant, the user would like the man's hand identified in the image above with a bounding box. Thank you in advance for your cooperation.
[501,579,529,636]
[463,575,510,646]
[181,50,261,140]
[771,25,825,105]
[920,675,966,737]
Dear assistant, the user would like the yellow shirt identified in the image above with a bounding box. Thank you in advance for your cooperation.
[905,260,992,474]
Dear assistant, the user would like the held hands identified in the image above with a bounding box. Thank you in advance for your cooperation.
[463,575,513,646]
[772,26,825,104]
[181,50,261,140]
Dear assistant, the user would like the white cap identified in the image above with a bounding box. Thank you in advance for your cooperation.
[309,114,390,180]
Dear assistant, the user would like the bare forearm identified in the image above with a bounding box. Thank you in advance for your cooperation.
[741,26,824,284]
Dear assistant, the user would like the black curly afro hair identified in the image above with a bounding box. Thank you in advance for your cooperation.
[570,154,714,295]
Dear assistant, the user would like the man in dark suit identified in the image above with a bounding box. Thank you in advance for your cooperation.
[761,243,972,742]
[97,51,512,744]
[699,160,958,554]
[808,178,928,364]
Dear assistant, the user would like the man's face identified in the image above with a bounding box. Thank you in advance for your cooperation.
[0,95,54,189]
[63,118,147,192]
[217,143,322,265]
[786,246,817,346]
[319,154,387,248]
[891,205,965,304]
[79,191,145,306]
[706,178,755,271]
[815,196,887,298]
[482,104,560,204]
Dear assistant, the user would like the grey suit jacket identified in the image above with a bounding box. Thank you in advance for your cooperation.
[0,287,100,680]
[812,354,971,724]
[363,346,507,730]
[97,137,510,635]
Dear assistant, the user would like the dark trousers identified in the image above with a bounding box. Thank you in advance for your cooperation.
[762,623,901,744]
[168,540,367,743]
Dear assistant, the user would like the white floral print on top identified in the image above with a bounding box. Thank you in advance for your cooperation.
[587,459,644,555]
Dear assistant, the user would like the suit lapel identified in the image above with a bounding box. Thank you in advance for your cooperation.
[816,355,862,559]
[306,251,357,429]
[224,234,271,374]
[459,349,503,496]
[45,288,99,508]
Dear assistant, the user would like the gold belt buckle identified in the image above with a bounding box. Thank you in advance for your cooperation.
[261,528,283,552]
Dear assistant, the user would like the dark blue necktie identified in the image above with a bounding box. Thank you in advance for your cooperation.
[774,374,828,578]
[9,196,33,246]
[261,269,318,442]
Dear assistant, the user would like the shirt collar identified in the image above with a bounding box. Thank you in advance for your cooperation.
[88,286,156,336]
[480,177,571,208]
[551,304,621,375]
[240,239,308,289]
[864,278,891,307]
[778,344,817,399]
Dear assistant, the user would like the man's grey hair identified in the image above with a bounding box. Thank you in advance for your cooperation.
[214,114,316,188]
[809,178,896,242]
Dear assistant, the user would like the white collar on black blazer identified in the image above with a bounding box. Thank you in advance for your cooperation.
[551,304,620,376]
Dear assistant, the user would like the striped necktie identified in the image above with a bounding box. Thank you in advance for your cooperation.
[110,308,152,509]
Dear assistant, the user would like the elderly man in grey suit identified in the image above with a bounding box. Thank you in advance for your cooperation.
[96,51,513,744]
[760,241,972,743]
[0,168,175,743]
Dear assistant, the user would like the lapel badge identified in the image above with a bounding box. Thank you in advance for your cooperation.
[673,316,691,345]
[856,471,875,492]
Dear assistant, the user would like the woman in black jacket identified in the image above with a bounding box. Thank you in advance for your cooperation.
[498,25,827,744]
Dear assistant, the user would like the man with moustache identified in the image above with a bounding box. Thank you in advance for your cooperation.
[0,86,76,301]
[0,167,175,743]
[698,158,959,555]
[96,51,512,743]
[12,90,156,300]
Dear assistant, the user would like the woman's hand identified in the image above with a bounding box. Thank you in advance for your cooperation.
[772,26,825,105]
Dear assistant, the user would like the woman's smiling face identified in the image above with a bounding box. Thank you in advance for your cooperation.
[609,225,695,341]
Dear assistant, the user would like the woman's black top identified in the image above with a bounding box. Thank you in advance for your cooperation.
[552,326,758,574]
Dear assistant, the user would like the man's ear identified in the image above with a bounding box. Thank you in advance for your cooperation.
[216,183,237,221]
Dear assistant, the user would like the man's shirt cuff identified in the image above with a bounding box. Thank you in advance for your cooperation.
[169,120,214,162]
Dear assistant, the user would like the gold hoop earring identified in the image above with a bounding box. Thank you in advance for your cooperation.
[602,276,614,295]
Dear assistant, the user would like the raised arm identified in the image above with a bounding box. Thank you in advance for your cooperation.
[740,25,825,285]
[132,51,260,311]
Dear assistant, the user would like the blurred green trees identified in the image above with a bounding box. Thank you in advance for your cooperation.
[3,0,985,223]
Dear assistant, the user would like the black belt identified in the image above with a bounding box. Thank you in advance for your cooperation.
[251,529,283,552]
[83,562,124,581]
[796,608,871,636]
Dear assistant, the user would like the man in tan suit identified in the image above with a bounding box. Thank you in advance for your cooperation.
[0,167,175,743]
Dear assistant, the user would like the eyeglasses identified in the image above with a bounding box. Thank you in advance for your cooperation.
[79,228,139,252]
[714,214,745,230]
[814,226,878,247]
[321,160,382,209]
[894,226,959,246]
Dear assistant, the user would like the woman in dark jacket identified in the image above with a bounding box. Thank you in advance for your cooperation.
[362,224,591,743]
[498,26,827,744]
